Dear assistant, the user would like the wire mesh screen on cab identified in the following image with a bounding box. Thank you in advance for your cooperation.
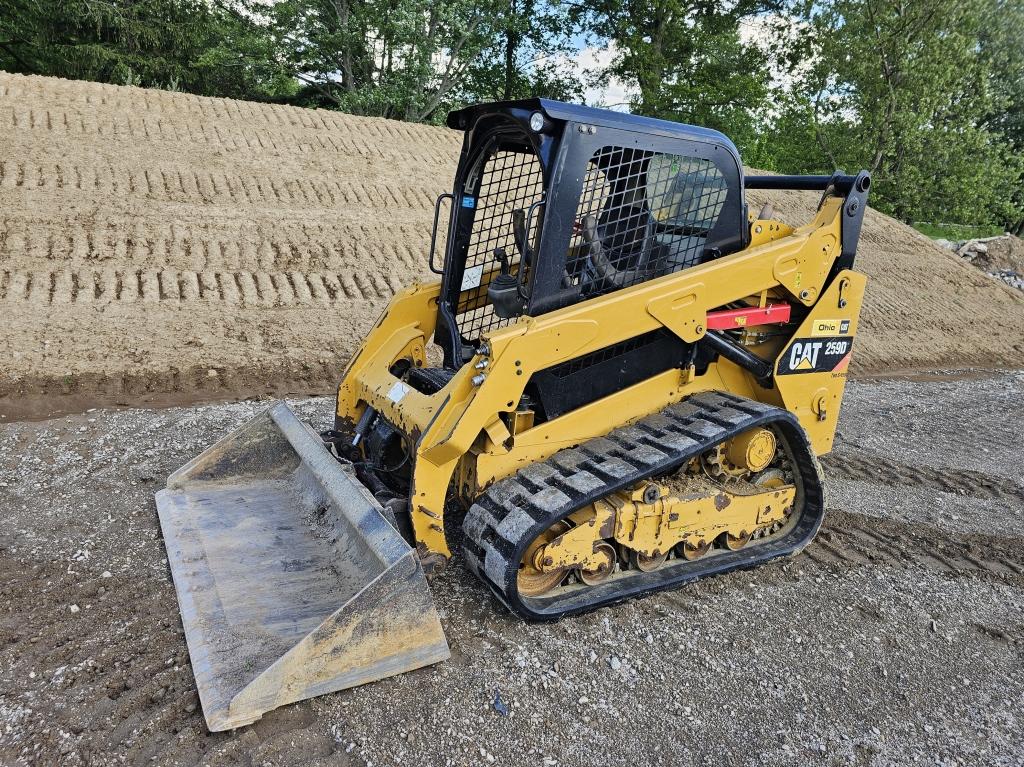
[455,147,544,341]
[564,146,727,297]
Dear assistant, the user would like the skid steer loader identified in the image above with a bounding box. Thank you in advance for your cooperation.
[156,99,870,730]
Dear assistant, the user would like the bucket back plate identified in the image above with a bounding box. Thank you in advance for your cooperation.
[156,403,449,731]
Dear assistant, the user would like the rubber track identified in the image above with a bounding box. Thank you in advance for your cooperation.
[462,390,825,620]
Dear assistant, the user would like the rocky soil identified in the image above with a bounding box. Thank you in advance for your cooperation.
[939,235,1024,292]
[1,371,1022,766]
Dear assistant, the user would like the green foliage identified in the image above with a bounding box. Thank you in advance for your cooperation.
[0,0,297,99]
[979,0,1024,233]
[981,2,1024,150]
[459,0,582,103]
[275,0,579,122]
[741,94,820,173]
[912,222,1005,241]
[767,0,1024,228]
[576,0,778,154]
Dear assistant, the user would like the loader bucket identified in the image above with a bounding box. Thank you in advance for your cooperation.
[155,403,449,731]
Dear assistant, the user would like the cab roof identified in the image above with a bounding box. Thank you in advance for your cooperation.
[446,98,739,155]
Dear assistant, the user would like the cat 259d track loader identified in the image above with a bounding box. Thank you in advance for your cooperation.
[156,100,870,731]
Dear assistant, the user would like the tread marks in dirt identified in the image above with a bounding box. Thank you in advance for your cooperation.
[0,159,440,210]
[0,268,401,304]
[805,509,1024,582]
[0,553,196,762]
[823,452,1024,505]
[0,553,338,765]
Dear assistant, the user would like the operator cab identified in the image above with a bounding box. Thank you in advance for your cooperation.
[431,99,749,370]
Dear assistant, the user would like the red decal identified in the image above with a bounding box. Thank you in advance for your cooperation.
[706,303,791,331]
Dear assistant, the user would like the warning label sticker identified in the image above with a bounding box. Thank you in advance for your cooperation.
[460,264,484,291]
[387,381,411,403]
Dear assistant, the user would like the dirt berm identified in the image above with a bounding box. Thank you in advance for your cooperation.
[2,72,1023,418]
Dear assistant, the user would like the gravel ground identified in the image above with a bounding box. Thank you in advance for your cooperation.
[1,372,1022,766]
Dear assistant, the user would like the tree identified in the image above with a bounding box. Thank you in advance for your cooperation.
[273,0,484,120]
[980,0,1024,233]
[0,0,296,100]
[274,0,580,123]
[460,0,582,103]
[775,0,1022,226]
[575,0,780,153]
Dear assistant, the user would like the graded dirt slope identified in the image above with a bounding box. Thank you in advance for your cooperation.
[0,72,459,418]
[2,72,1023,418]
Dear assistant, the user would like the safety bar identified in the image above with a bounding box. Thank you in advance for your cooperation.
[745,174,870,195]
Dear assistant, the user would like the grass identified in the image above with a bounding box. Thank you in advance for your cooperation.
[912,222,1005,241]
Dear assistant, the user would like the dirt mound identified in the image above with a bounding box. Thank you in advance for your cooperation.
[985,235,1024,270]
[2,71,1023,418]
[950,235,1024,291]
[0,71,460,418]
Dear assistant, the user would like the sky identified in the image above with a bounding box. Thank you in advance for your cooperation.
[574,43,633,110]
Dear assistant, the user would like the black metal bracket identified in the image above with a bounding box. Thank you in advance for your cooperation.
[701,330,773,382]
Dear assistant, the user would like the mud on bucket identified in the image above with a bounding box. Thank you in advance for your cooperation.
[155,403,449,731]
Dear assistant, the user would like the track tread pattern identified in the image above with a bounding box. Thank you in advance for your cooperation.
[462,391,821,619]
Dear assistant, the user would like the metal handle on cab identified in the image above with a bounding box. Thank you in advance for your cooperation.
[428,193,454,275]
[517,197,546,299]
